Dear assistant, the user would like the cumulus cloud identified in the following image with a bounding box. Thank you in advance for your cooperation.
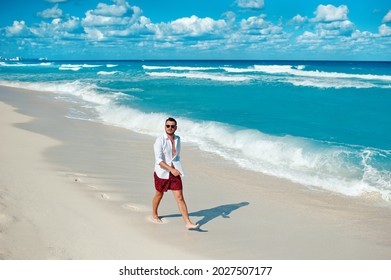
[291,15,307,25]
[223,11,237,26]
[83,0,133,26]
[28,16,82,40]
[316,20,356,37]
[80,1,151,41]
[82,1,142,28]
[240,14,267,29]
[91,0,132,17]
[294,3,372,54]
[155,15,227,38]
[104,15,153,37]
[5,21,33,37]
[48,17,81,33]
[297,31,322,44]
[289,14,308,28]
[37,4,63,19]
[313,4,348,22]
[297,4,356,40]
[383,10,391,23]
[83,11,129,26]
[237,0,264,9]
[231,13,288,51]
[379,24,391,36]
[240,14,282,35]
[60,17,81,32]
[84,27,105,41]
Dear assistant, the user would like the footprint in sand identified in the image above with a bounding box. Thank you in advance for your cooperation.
[86,184,98,190]
[0,213,15,224]
[99,193,110,200]
[72,172,88,177]
[122,203,149,212]
[65,172,88,183]
[0,213,16,233]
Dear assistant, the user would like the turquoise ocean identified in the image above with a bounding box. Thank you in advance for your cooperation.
[1,60,390,202]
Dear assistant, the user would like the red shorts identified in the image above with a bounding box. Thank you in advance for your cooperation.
[154,172,183,192]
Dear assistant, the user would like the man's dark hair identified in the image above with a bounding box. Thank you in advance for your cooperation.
[165,117,177,125]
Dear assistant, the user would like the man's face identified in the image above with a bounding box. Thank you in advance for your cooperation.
[165,121,177,135]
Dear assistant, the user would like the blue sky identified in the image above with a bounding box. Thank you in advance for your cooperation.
[1,0,390,60]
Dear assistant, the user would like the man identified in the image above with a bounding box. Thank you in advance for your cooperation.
[152,117,199,229]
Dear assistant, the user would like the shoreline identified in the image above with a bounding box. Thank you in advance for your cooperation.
[1,85,391,259]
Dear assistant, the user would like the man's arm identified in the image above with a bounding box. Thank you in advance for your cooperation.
[159,161,181,177]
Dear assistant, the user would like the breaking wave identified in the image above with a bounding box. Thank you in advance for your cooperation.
[143,64,391,89]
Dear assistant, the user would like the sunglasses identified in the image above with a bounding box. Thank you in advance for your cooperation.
[166,125,176,128]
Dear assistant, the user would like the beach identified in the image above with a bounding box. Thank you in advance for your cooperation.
[1,85,391,260]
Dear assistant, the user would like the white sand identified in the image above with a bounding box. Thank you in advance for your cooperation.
[1,85,391,259]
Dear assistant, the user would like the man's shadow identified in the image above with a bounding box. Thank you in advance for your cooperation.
[161,202,249,231]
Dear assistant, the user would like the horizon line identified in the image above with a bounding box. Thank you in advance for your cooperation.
[2,58,391,63]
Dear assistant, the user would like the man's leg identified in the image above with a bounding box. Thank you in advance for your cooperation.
[152,190,164,222]
[172,190,199,229]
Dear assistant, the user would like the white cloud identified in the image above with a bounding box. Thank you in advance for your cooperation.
[240,14,267,30]
[383,10,391,23]
[297,31,322,44]
[29,16,82,40]
[223,11,237,25]
[289,14,308,29]
[60,17,81,32]
[105,16,154,37]
[291,15,308,25]
[237,0,264,9]
[5,21,33,37]
[232,14,288,50]
[82,1,143,28]
[316,20,356,37]
[240,14,282,35]
[294,4,372,54]
[156,15,227,38]
[48,17,81,33]
[379,24,391,36]
[80,1,151,39]
[83,11,129,26]
[295,3,358,49]
[313,4,348,22]
[37,4,63,19]
[84,27,105,41]
[91,0,132,17]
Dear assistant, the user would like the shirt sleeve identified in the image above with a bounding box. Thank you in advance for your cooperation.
[153,137,165,165]
[172,136,184,177]
[174,136,181,162]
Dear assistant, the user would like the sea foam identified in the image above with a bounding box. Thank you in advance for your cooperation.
[0,62,53,67]
[59,64,103,71]
[144,63,391,88]
[146,71,250,82]
[97,71,120,75]
[225,64,391,82]
[142,65,218,71]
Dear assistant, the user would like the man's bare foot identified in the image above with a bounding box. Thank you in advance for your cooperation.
[151,216,163,223]
[186,223,200,230]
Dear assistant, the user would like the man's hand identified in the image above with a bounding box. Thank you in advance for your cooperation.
[170,168,181,177]
[159,161,181,177]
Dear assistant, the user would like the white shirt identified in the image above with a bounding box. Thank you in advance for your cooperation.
[153,133,184,179]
